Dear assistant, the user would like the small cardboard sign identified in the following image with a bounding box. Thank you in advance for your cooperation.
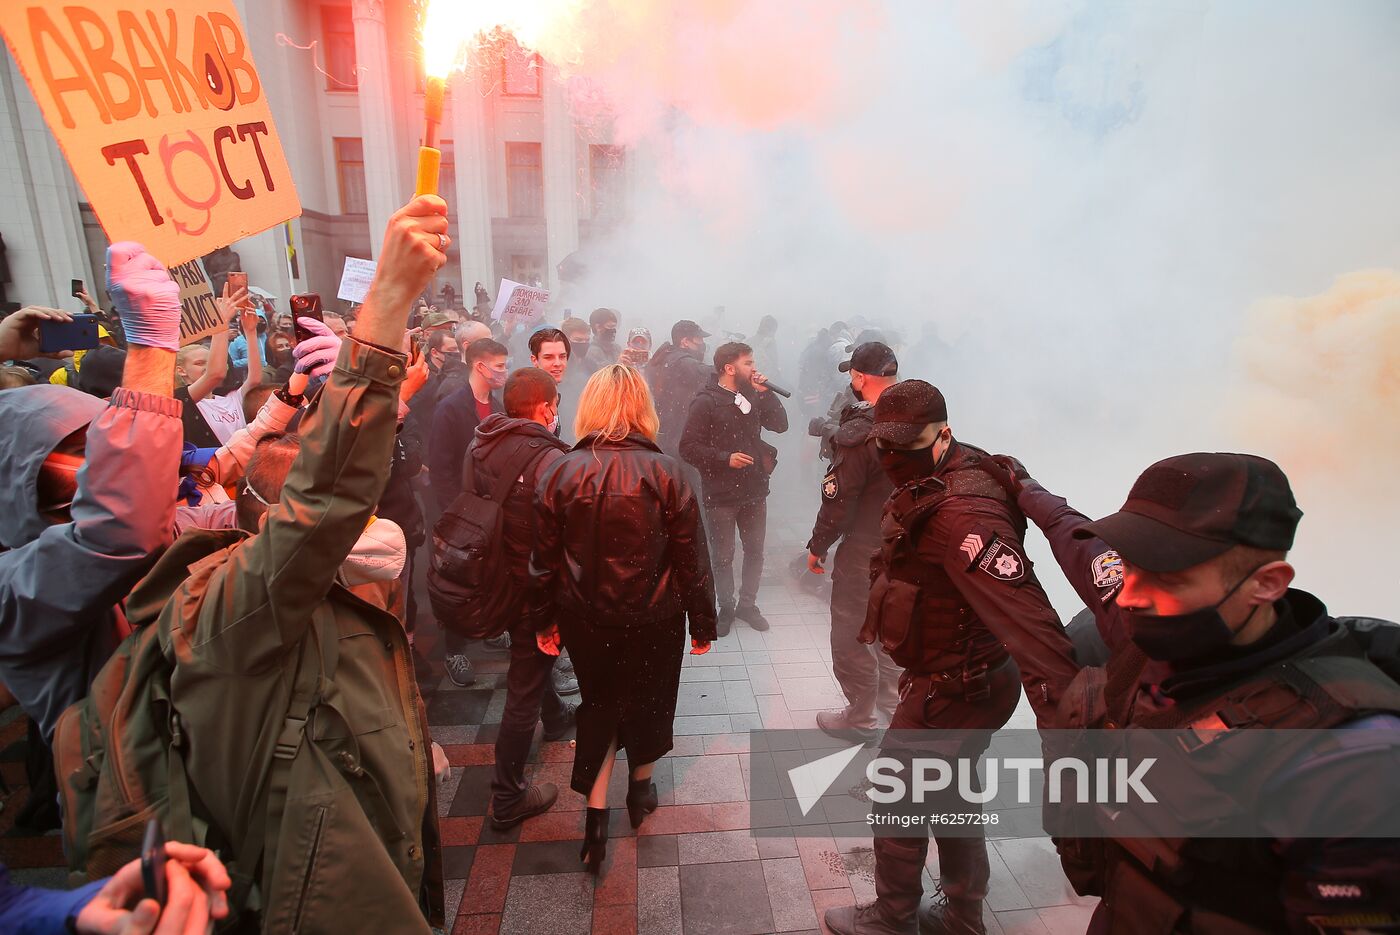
[337,256,377,304]
[168,258,221,346]
[0,0,302,267]
[490,279,550,328]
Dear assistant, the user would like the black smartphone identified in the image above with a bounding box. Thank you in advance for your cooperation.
[141,818,167,907]
[290,293,323,344]
[38,313,100,353]
[71,279,84,298]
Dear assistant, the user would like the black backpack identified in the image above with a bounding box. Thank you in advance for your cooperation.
[428,439,550,638]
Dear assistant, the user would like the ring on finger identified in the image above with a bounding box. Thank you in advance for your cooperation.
[437,233,449,251]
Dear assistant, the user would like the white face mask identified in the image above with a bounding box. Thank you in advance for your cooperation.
[734,392,752,415]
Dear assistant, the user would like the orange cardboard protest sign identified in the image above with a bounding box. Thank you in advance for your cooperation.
[0,0,300,267]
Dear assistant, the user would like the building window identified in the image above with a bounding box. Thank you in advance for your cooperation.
[590,145,626,222]
[322,6,357,91]
[502,41,541,96]
[511,255,545,288]
[506,142,543,218]
[335,138,367,214]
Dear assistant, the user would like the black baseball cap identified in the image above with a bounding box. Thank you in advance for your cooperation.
[671,320,711,343]
[75,345,126,400]
[1074,453,1302,572]
[840,341,898,376]
[870,379,947,446]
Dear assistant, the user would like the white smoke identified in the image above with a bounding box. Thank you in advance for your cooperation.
[513,0,1400,616]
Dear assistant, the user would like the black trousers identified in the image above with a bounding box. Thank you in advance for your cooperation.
[872,657,1021,923]
[490,618,569,810]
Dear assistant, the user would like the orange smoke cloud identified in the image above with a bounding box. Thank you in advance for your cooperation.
[1234,269,1400,472]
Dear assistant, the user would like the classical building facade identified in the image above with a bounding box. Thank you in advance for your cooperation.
[0,0,629,312]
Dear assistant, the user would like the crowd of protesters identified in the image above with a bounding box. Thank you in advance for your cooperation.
[1,192,1397,935]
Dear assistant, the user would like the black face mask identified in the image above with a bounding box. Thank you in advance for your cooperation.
[573,340,590,358]
[1123,566,1263,662]
[879,444,937,487]
[600,328,618,344]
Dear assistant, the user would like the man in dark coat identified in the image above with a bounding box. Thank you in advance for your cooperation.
[646,319,712,456]
[467,368,577,828]
[680,342,788,633]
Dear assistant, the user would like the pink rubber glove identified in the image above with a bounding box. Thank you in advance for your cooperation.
[292,316,342,377]
[106,242,181,351]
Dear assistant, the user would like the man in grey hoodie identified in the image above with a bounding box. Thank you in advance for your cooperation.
[0,244,183,742]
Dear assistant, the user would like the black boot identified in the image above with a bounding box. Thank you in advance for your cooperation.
[581,807,610,875]
[626,776,659,829]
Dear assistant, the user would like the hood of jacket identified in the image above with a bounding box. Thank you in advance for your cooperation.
[696,378,750,407]
[341,517,407,586]
[0,384,106,548]
[474,412,568,457]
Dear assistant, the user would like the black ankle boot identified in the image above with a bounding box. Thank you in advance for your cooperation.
[626,777,658,829]
[581,807,609,874]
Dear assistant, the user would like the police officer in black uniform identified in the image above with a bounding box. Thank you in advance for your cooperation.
[824,381,1079,935]
[807,342,904,743]
[980,451,1400,934]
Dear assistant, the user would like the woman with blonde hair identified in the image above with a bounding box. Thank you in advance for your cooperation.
[534,364,717,875]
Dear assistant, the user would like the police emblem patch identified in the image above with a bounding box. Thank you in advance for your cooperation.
[822,474,839,499]
[976,538,1027,583]
[1091,550,1123,589]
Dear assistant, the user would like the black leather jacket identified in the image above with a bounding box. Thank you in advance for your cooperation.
[534,433,718,641]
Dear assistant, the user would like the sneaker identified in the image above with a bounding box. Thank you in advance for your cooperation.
[816,708,878,745]
[445,654,476,687]
[543,703,578,742]
[825,903,917,935]
[483,633,512,654]
[490,782,558,830]
[551,665,580,696]
[918,892,986,935]
[717,603,735,638]
[734,603,770,631]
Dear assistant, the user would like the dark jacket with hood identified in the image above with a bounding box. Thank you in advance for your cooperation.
[645,343,712,454]
[535,434,718,641]
[679,380,788,507]
[467,413,569,610]
[0,383,181,740]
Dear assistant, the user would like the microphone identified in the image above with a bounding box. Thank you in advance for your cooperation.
[759,379,792,398]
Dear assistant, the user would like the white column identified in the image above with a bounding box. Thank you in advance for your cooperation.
[541,65,578,293]
[352,0,405,258]
[1,49,91,308]
[449,71,495,298]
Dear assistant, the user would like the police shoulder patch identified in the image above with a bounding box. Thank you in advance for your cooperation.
[975,537,1028,584]
[822,472,839,500]
[1091,550,1124,589]
[958,524,995,567]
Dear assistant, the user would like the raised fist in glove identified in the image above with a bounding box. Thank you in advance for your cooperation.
[106,242,181,351]
[980,454,1031,497]
[292,316,342,378]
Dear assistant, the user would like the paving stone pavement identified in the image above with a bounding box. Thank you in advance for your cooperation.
[0,470,1096,934]
[429,479,1099,935]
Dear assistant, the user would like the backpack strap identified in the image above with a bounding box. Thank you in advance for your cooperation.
[236,604,340,892]
[461,436,551,507]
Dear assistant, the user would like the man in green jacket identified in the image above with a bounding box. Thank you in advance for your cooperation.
[122,196,452,932]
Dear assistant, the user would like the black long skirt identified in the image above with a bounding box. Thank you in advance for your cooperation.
[558,613,686,796]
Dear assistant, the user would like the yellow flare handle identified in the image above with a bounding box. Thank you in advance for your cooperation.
[415,146,442,198]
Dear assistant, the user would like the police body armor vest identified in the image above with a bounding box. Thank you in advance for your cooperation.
[860,464,1014,673]
[1083,618,1400,934]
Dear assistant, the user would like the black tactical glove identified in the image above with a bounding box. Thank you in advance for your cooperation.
[980,454,1030,497]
